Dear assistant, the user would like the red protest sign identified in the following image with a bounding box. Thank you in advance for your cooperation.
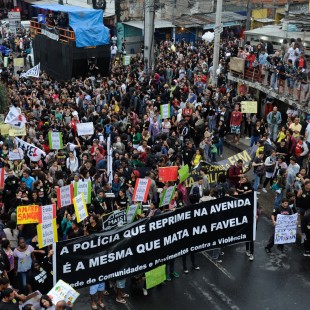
[132,178,151,202]
[158,166,178,182]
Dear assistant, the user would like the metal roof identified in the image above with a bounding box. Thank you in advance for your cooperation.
[123,19,175,30]
[174,11,246,28]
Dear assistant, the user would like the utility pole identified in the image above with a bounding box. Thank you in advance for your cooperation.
[144,0,155,76]
[212,0,223,85]
[246,0,253,31]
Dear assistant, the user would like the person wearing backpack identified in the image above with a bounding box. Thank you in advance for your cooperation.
[262,150,277,193]
[189,176,205,204]
[252,151,265,195]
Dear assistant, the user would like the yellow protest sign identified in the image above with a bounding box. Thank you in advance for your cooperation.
[17,205,39,224]
[73,193,88,222]
[13,58,24,67]
[241,101,257,113]
[9,126,26,136]
[0,124,11,135]
[37,219,58,248]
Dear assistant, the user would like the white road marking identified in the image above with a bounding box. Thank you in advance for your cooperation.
[202,277,240,310]
[190,280,223,310]
[201,251,235,280]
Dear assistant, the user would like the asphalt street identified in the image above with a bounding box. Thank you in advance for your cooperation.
[73,144,310,310]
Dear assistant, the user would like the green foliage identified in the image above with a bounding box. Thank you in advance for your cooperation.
[0,83,8,114]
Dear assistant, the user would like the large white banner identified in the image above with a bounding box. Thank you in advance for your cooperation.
[14,137,46,161]
[20,63,40,78]
[5,106,27,129]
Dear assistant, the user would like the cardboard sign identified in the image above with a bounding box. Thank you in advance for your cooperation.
[275,213,298,245]
[57,184,74,208]
[158,166,178,182]
[38,204,57,223]
[9,126,26,136]
[48,131,63,150]
[74,180,92,204]
[48,280,79,305]
[145,265,166,289]
[76,122,94,136]
[160,103,171,119]
[132,178,151,202]
[73,193,88,223]
[37,220,58,248]
[9,150,24,160]
[17,205,39,224]
[241,101,257,113]
[0,124,11,135]
[13,58,24,67]
[123,55,131,66]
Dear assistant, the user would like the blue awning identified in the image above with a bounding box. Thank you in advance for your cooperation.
[32,4,110,47]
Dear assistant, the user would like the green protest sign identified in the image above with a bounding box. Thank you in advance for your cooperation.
[159,185,176,208]
[160,103,170,119]
[48,131,63,150]
[145,264,166,289]
[178,164,190,183]
[126,204,139,223]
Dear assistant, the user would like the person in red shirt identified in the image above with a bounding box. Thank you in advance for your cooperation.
[69,114,80,135]
[230,104,243,144]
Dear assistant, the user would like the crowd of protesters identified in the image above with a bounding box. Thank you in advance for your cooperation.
[0,27,309,309]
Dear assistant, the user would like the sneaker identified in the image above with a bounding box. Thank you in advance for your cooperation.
[249,254,254,261]
[262,188,267,193]
[265,247,271,254]
[184,269,189,274]
[256,191,261,195]
[142,288,148,296]
[303,253,310,257]
[246,250,250,257]
[213,258,222,263]
[220,252,224,256]
[171,271,179,278]
[193,266,200,271]
[245,137,250,140]
[220,154,223,158]
[166,274,171,281]
[116,298,126,304]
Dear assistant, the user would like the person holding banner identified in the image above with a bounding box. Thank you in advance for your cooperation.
[265,198,294,253]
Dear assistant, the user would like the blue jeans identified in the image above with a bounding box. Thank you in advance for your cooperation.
[250,136,260,147]
[274,189,285,207]
[253,173,261,192]
[269,124,278,142]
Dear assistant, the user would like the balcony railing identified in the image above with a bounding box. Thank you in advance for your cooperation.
[30,20,75,44]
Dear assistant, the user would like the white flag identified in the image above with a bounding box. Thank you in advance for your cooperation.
[20,63,40,78]
[14,137,46,161]
[4,106,27,129]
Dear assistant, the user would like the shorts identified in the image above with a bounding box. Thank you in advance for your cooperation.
[116,279,126,289]
[89,282,105,295]
[231,125,241,134]
[287,78,294,88]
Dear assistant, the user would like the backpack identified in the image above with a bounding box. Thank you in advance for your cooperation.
[189,186,200,204]
[255,164,265,177]
[104,124,111,137]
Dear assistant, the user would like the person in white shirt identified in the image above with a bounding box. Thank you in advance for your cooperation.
[162,118,171,134]
[287,43,300,64]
